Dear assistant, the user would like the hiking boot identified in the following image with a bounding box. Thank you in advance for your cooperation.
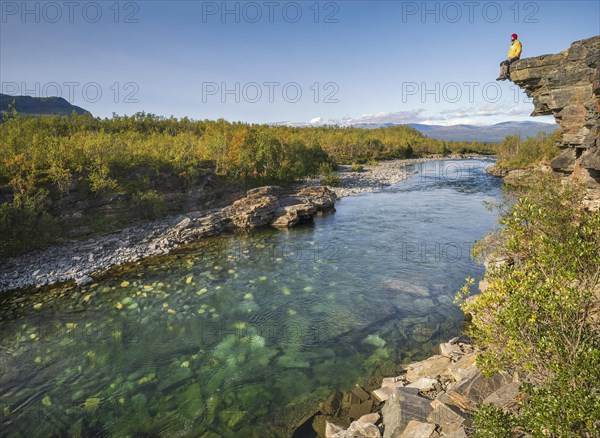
[496,76,506,81]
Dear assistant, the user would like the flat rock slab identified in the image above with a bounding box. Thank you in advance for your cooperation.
[427,399,470,434]
[400,420,437,438]
[447,352,479,382]
[406,377,438,391]
[405,356,452,382]
[447,371,513,412]
[483,382,522,408]
[328,420,382,438]
[373,386,401,403]
[382,387,433,438]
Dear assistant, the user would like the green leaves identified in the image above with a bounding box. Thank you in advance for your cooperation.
[459,171,599,436]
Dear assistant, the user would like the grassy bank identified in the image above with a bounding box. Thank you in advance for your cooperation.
[0,112,496,258]
[458,172,600,436]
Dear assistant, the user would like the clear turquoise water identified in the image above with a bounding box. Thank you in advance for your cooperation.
[0,159,502,437]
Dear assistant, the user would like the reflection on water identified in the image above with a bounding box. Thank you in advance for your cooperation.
[0,159,502,437]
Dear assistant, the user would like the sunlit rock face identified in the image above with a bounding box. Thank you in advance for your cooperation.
[511,35,600,187]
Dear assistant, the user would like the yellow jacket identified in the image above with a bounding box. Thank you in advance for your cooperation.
[508,40,522,59]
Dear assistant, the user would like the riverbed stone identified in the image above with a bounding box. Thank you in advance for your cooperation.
[321,390,344,417]
[381,280,430,297]
[156,367,192,392]
[349,399,374,421]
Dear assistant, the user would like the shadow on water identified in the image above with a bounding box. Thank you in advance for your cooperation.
[0,159,502,437]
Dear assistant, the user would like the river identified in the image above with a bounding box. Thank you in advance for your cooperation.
[0,158,502,437]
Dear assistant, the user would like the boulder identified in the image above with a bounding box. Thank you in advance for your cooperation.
[446,371,513,412]
[321,390,344,417]
[271,204,317,228]
[326,421,346,438]
[381,387,433,438]
[438,342,461,359]
[315,416,347,437]
[482,382,522,408]
[372,386,400,403]
[406,377,438,392]
[427,399,471,433]
[330,420,382,438]
[400,420,437,438]
[359,413,381,424]
[405,356,451,382]
[447,352,479,382]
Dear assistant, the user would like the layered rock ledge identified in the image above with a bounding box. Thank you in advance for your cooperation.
[0,185,336,293]
[510,35,600,186]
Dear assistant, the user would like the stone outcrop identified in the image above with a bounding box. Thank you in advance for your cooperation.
[0,185,336,292]
[510,35,600,186]
[305,334,524,438]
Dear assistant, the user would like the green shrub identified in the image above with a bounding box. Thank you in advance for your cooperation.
[132,190,165,220]
[439,144,451,155]
[317,162,335,175]
[495,131,560,168]
[321,174,341,187]
[0,203,57,257]
[458,171,600,436]
[351,163,364,172]
[367,158,379,166]
[472,404,515,438]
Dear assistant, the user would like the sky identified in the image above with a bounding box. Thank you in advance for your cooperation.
[1,1,599,126]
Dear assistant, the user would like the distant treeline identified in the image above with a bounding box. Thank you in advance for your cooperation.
[494,131,560,168]
[0,110,495,196]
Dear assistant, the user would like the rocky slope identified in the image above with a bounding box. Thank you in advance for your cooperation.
[304,332,522,438]
[510,35,600,187]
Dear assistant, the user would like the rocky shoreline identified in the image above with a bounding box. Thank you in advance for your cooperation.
[0,185,336,293]
[307,330,522,438]
[0,155,487,294]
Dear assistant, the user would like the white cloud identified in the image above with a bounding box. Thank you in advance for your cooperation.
[274,105,557,128]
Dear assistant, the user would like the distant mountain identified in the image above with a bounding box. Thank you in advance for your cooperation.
[0,94,90,116]
[271,120,558,143]
[406,121,558,143]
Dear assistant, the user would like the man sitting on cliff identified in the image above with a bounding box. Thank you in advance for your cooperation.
[497,34,522,81]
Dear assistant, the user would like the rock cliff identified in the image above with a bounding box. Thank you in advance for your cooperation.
[510,35,600,187]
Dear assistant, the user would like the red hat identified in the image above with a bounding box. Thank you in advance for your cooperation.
[511,33,518,39]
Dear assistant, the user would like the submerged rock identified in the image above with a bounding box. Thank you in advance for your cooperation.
[362,334,387,348]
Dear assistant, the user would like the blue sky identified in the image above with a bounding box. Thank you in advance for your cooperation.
[1,1,598,125]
